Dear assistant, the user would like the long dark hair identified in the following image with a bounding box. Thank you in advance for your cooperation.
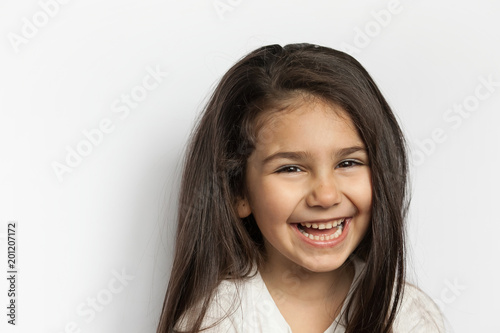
[157,43,409,333]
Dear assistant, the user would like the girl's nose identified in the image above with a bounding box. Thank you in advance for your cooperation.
[305,175,342,208]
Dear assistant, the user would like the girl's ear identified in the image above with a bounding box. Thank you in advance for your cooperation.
[236,197,252,218]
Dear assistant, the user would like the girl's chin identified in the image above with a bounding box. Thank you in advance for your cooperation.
[296,259,348,274]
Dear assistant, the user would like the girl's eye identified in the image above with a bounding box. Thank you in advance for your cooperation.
[276,165,303,173]
[337,160,362,168]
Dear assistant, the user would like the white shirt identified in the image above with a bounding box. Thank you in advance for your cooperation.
[178,258,445,332]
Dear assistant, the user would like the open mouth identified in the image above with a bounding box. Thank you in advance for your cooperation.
[296,218,346,241]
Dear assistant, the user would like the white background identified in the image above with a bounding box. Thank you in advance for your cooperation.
[1,0,499,332]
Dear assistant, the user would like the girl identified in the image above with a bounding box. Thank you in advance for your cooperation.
[157,43,444,332]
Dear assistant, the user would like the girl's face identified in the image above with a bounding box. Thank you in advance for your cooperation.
[237,99,372,273]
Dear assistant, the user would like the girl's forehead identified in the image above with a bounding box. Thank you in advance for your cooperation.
[247,101,366,166]
[254,98,353,134]
[249,99,363,155]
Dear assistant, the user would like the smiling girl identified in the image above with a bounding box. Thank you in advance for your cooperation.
[157,43,444,332]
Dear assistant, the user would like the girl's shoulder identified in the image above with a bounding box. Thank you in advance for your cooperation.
[175,279,243,332]
[177,272,290,332]
[352,257,445,332]
[394,282,446,332]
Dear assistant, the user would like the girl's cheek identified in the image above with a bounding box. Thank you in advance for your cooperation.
[338,173,369,202]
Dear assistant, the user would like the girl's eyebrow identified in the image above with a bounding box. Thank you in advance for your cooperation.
[335,146,367,158]
[262,151,312,165]
[261,146,366,165]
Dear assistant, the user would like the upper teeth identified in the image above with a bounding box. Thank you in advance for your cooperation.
[300,218,345,229]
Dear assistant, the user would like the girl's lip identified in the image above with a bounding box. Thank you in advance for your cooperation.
[292,217,352,248]
[297,216,349,224]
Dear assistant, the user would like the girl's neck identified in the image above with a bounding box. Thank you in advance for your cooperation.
[258,255,355,332]
[259,256,354,303]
